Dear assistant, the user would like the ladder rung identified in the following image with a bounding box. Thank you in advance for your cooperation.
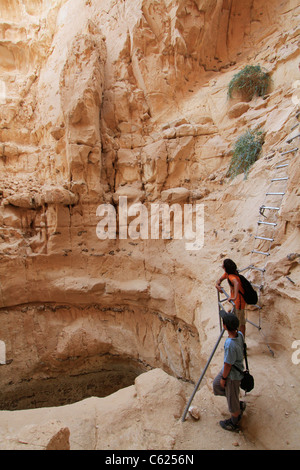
[249,266,266,272]
[261,206,280,210]
[271,177,288,181]
[276,164,288,168]
[287,133,300,144]
[280,148,298,155]
[258,221,277,226]
[252,250,270,256]
[266,192,285,196]
[255,236,274,241]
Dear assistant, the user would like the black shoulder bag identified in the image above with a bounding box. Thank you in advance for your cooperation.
[233,342,254,393]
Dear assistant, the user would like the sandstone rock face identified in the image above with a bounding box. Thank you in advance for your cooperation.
[0,0,299,450]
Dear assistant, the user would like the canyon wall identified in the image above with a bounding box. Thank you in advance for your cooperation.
[0,0,299,447]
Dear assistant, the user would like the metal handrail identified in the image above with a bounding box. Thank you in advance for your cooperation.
[181,327,225,422]
[181,288,234,422]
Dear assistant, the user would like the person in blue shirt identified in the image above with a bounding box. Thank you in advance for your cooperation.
[213,310,246,432]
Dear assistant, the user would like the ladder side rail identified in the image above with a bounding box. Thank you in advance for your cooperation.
[181,290,234,422]
[181,328,225,422]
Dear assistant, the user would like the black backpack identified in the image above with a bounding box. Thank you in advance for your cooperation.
[238,274,258,305]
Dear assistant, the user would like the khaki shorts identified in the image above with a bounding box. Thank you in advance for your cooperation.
[213,370,241,414]
[235,308,246,326]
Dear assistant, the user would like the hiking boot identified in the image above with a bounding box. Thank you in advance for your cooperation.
[219,418,240,433]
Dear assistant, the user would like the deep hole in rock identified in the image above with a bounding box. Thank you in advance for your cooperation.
[0,303,200,411]
[0,357,149,411]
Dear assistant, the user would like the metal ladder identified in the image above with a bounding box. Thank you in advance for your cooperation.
[239,114,299,354]
[181,288,234,422]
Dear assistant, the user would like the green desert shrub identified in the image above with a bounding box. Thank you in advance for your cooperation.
[227,129,264,179]
[228,65,270,101]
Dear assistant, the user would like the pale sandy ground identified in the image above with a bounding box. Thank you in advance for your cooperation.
[174,323,300,451]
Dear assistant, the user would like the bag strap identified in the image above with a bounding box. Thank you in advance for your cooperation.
[231,335,250,374]
[232,363,244,374]
[243,342,250,371]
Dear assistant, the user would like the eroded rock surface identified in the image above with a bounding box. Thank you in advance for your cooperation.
[0,0,299,450]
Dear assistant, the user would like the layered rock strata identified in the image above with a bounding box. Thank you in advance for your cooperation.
[0,0,299,449]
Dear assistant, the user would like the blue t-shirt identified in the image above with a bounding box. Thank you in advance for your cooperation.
[223,331,244,381]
